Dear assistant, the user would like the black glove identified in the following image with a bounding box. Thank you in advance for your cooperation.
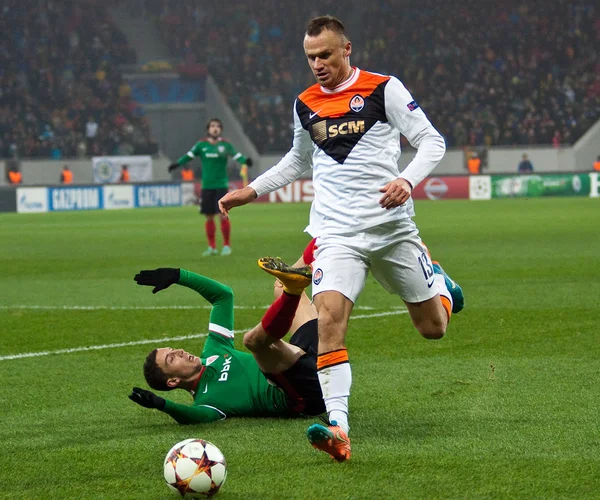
[168,163,179,173]
[134,268,180,294]
[129,387,166,410]
[245,157,253,167]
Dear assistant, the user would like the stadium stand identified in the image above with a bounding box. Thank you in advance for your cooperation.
[2,1,598,157]
[154,0,599,152]
[357,0,599,149]
[151,0,349,152]
[0,0,156,159]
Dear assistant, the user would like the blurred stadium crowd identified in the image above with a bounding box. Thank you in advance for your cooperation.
[0,0,156,159]
[2,0,599,157]
[155,0,599,152]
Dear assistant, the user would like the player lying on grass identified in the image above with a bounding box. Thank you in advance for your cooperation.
[128,264,326,424]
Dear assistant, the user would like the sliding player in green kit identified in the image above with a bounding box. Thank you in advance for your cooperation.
[168,118,253,257]
[128,261,324,423]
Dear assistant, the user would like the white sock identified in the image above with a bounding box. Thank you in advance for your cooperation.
[317,362,351,434]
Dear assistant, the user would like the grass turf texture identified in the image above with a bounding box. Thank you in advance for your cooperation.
[0,198,598,499]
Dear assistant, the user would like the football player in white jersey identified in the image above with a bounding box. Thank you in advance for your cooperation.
[219,15,464,461]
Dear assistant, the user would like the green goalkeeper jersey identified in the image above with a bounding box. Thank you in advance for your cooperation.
[175,139,247,189]
[160,270,289,424]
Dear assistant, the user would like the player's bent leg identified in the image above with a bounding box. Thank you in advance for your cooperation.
[432,261,464,313]
[260,320,326,417]
[421,241,464,314]
[368,224,454,337]
[243,324,278,349]
[404,294,448,339]
[273,281,318,336]
[243,325,305,375]
[243,282,309,373]
[270,243,316,331]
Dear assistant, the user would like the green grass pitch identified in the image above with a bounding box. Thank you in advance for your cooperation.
[1,198,598,499]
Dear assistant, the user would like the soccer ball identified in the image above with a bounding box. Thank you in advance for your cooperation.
[163,439,227,498]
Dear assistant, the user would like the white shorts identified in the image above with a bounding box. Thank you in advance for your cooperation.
[311,219,438,304]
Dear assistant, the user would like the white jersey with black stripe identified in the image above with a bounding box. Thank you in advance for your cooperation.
[249,68,446,237]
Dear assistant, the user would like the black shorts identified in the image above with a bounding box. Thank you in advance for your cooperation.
[200,188,228,215]
[264,319,325,417]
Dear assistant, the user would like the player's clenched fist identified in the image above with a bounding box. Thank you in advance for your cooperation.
[379,177,413,209]
[218,187,258,217]
[129,387,166,410]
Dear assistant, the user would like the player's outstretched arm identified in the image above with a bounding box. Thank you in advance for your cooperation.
[135,268,233,322]
[135,268,235,344]
[128,387,223,424]
[218,186,258,216]
[220,101,313,217]
[129,386,165,409]
[177,270,235,340]
[161,400,225,424]
[134,268,232,306]
[169,142,203,172]
[134,268,180,294]
[176,269,233,308]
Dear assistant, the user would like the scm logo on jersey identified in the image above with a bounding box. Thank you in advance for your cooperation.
[329,120,365,137]
[312,120,365,143]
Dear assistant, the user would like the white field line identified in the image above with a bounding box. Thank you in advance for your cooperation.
[0,309,407,361]
[0,304,377,311]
